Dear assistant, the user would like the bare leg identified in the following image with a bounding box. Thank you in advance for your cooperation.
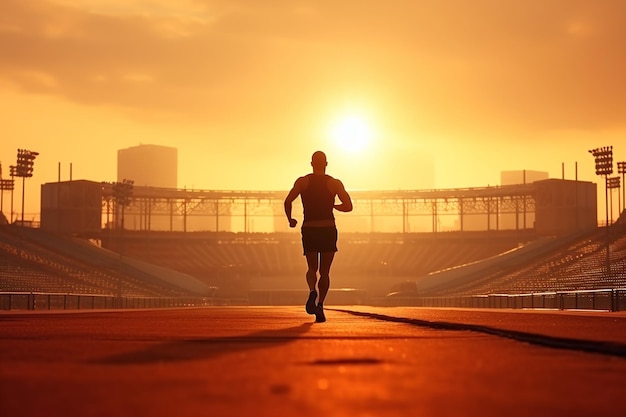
[305,252,319,291]
[317,251,335,305]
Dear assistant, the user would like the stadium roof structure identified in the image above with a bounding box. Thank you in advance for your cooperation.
[85,179,596,235]
[100,182,537,201]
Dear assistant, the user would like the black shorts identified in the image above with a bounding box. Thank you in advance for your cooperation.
[301,226,338,255]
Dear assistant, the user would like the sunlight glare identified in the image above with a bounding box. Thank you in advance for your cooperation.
[330,115,372,154]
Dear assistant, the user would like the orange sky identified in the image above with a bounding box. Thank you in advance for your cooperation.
[1,0,625,219]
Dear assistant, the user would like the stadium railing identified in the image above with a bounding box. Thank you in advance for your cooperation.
[3,288,625,312]
[381,288,626,312]
[0,292,222,311]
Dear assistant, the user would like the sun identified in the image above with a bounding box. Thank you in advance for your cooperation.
[330,115,373,154]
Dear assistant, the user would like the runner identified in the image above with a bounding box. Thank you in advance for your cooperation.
[284,151,353,322]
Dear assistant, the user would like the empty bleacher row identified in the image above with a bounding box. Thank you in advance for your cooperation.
[0,226,196,297]
[0,255,98,295]
[333,235,523,278]
[4,223,624,300]
[420,226,626,297]
[112,231,528,296]
[116,233,525,278]
[0,234,119,295]
[119,237,301,279]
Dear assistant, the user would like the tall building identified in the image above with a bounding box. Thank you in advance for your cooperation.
[117,144,177,188]
[117,144,178,231]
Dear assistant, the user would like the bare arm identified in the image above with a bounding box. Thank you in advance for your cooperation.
[284,178,303,227]
[332,179,353,212]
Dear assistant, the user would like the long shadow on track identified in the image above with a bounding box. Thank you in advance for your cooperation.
[96,322,315,365]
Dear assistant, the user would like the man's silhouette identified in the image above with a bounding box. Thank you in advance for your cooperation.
[284,151,353,322]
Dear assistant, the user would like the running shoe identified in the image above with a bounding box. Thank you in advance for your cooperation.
[306,290,318,314]
[315,304,326,323]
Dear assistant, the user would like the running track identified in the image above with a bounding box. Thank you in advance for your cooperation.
[2,306,626,417]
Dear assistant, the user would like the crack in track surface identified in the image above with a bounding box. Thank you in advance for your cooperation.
[330,308,626,359]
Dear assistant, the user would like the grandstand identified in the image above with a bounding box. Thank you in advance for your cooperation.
[0,225,214,298]
[415,223,626,297]
[101,229,535,298]
[1,210,624,309]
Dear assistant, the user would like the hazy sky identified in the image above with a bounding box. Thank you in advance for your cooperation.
[1,0,625,217]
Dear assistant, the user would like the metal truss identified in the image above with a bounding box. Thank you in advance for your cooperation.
[102,183,537,233]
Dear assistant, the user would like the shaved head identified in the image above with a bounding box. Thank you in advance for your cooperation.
[311,151,327,168]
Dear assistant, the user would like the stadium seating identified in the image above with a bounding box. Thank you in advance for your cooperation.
[420,227,626,296]
[109,231,533,296]
[0,226,204,297]
[2,224,624,300]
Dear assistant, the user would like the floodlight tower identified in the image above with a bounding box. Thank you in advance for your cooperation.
[9,165,16,223]
[588,146,613,281]
[607,176,621,222]
[15,149,39,225]
[0,167,15,220]
[618,161,626,218]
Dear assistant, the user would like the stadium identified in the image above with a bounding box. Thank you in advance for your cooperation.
[1,169,625,311]
[5,4,626,415]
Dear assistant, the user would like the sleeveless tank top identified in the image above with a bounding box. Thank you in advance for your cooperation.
[301,174,335,222]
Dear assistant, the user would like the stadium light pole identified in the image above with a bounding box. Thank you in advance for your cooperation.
[607,177,620,224]
[588,146,613,281]
[9,165,16,223]
[15,149,39,226]
[618,161,626,218]
[0,175,15,221]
